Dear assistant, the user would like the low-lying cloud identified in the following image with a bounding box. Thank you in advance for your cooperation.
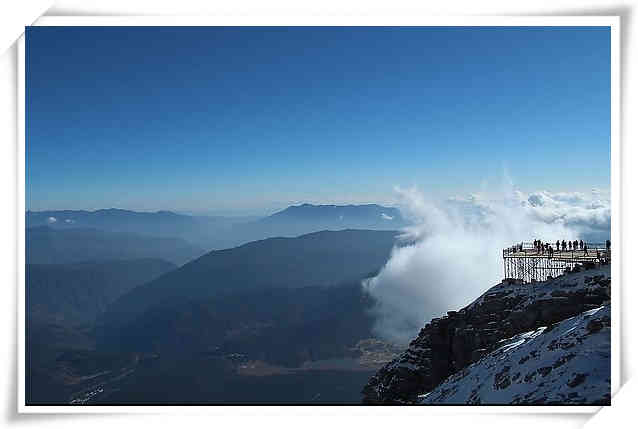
[363,186,611,345]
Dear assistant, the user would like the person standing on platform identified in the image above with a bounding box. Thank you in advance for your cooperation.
[556,240,560,252]
[562,240,567,251]
[584,244,588,256]
[569,241,572,251]
[580,239,584,250]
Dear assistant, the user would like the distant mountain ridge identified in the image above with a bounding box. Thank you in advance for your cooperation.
[238,204,407,240]
[27,208,200,233]
[27,204,409,251]
[27,204,405,228]
[263,203,403,223]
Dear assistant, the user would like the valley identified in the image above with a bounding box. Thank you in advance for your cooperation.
[25,212,404,405]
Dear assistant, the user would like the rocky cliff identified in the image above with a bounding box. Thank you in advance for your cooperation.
[362,263,611,404]
[419,304,610,405]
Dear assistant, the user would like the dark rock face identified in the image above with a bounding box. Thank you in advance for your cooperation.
[362,264,611,404]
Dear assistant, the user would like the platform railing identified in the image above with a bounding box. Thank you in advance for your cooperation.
[503,241,608,257]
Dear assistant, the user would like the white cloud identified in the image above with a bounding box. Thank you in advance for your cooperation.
[46,217,57,223]
[381,213,394,220]
[515,190,610,241]
[363,186,610,345]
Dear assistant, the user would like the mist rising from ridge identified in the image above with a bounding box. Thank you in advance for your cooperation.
[363,185,611,344]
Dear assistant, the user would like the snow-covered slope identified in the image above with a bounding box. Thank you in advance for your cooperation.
[419,305,611,405]
[362,264,611,404]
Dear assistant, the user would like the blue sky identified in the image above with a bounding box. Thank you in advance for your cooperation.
[26,26,611,215]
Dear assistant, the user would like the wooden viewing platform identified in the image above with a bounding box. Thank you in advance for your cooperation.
[502,241,610,283]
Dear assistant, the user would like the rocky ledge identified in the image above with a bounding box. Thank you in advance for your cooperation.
[362,263,611,404]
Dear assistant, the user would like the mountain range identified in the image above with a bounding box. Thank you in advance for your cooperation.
[97,229,399,357]
[26,226,402,404]
[25,201,612,405]
[26,204,407,251]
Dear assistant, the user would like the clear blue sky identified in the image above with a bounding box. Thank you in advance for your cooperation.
[26,26,611,215]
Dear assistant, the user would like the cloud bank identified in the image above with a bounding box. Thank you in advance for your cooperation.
[363,187,611,344]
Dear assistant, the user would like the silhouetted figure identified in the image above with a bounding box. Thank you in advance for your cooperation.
[562,240,567,251]
[556,240,560,252]
[580,240,584,250]
[568,241,572,251]
[606,239,611,252]
[573,240,578,251]
[584,244,588,256]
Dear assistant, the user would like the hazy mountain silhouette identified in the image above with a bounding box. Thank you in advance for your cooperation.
[26,209,249,250]
[235,204,406,240]
[27,204,407,251]
[27,226,205,266]
[262,204,404,225]
[27,208,200,232]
